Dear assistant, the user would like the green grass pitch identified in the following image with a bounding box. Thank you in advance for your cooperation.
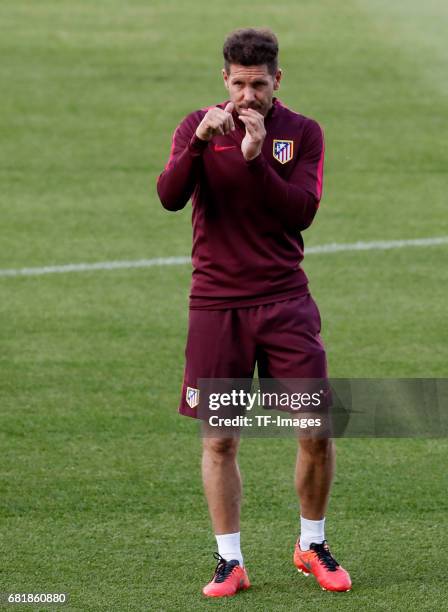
[1,0,447,610]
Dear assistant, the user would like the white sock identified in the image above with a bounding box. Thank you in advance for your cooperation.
[215,532,243,566]
[299,516,325,551]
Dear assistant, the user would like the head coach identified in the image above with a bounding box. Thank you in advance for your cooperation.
[156,27,351,597]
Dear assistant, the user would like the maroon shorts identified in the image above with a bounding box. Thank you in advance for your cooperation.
[179,294,328,418]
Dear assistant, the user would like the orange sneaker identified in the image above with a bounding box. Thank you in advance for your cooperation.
[294,539,352,592]
[202,553,251,597]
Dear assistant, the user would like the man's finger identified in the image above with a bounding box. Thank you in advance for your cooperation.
[239,113,257,123]
[238,116,258,136]
[244,107,263,116]
[225,113,235,132]
[224,102,234,114]
[240,109,264,123]
[239,115,258,130]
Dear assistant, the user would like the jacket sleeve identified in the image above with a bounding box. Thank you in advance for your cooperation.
[246,119,325,231]
[156,112,208,211]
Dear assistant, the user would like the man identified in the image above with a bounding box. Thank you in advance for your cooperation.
[157,28,351,597]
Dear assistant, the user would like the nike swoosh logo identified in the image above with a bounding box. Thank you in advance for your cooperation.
[214,145,237,152]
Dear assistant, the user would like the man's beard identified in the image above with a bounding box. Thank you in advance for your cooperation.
[237,102,265,113]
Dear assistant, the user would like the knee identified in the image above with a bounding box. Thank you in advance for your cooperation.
[299,437,334,462]
[203,437,239,461]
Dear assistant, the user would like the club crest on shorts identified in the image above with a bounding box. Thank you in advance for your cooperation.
[273,139,294,164]
[186,386,200,409]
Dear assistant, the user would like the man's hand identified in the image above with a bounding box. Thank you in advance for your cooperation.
[195,102,235,141]
[238,108,266,161]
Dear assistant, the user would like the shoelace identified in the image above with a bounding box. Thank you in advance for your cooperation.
[310,541,340,572]
[212,552,239,583]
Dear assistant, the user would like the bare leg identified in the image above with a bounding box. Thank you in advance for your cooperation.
[295,437,335,519]
[202,427,241,534]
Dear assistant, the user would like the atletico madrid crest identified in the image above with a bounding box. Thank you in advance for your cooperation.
[273,139,294,164]
[186,386,200,409]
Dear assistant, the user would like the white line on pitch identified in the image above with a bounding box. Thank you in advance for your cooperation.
[306,236,448,254]
[0,236,447,278]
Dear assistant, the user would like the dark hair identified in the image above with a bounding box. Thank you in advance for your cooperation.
[223,28,279,76]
